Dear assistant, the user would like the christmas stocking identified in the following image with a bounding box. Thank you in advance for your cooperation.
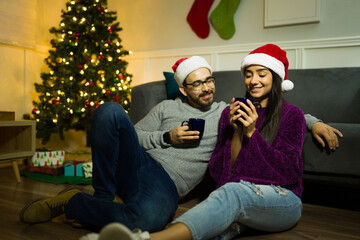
[210,0,241,40]
[187,0,215,39]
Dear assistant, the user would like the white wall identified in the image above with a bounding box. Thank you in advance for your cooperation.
[110,0,360,85]
[0,0,359,149]
[0,0,67,120]
[114,0,360,52]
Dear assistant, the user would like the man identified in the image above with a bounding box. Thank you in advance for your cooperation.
[19,56,342,232]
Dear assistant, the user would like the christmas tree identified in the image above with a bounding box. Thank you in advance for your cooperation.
[30,0,132,146]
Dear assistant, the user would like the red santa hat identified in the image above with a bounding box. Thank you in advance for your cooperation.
[241,44,294,91]
[172,56,212,86]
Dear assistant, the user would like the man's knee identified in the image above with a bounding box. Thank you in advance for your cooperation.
[94,102,123,117]
[92,102,127,126]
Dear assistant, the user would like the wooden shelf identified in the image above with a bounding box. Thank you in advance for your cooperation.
[0,121,36,160]
[0,120,36,182]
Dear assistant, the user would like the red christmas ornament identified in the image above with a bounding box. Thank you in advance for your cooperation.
[98,7,104,12]
[85,100,90,107]
[117,60,123,65]
[107,28,112,34]
[86,56,91,61]
[107,40,111,44]
[52,99,59,105]
[88,80,94,87]
[95,102,100,108]
[113,96,120,103]
[105,90,110,96]
[32,109,37,114]
[98,54,104,59]
[118,73,124,79]
[74,32,81,39]
[77,65,83,69]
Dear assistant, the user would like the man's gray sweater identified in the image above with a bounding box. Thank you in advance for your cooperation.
[135,98,227,198]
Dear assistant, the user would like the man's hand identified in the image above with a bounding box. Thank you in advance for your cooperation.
[311,122,343,150]
[169,125,200,145]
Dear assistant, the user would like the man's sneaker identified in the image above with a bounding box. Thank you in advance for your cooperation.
[79,223,150,240]
[19,187,81,224]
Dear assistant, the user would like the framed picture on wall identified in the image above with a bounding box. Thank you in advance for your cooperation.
[264,0,320,28]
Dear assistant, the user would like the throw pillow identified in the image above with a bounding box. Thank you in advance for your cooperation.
[163,72,187,100]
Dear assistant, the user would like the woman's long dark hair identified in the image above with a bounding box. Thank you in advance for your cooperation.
[245,69,283,145]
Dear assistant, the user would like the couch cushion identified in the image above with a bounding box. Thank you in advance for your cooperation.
[285,68,360,123]
[163,72,186,100]
[302,123,360,179]
[130,81,167,124]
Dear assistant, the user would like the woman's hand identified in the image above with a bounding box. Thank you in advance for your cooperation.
[229,98,243,135]
[237,99,258,139]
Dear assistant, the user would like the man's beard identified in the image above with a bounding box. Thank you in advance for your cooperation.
[189,89,215,108]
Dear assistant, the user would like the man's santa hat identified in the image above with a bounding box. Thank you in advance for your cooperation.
[241,44,294,91]
[172,56,212,86]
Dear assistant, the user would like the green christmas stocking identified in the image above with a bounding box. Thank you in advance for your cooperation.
[210,0,241,40]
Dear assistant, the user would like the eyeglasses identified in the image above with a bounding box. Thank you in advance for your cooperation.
[183,77,215,90]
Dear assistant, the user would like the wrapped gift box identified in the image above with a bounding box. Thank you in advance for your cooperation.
[26,165,64,177]
[31,150,65,167]
[64,162,84,177]
[83,162,93,178]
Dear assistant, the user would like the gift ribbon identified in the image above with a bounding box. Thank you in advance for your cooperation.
[72,161,81,176]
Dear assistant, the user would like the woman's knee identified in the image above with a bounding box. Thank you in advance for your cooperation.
[214,182,249,200]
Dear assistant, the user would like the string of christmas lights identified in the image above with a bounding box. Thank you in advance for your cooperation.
[30,0,132,145]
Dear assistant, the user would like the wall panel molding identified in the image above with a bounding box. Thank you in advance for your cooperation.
[125,36,360,86]
[264,0,321,28]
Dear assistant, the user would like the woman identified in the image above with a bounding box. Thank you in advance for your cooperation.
[81,44,307,240]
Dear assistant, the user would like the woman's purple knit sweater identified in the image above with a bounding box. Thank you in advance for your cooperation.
[208,101,306,197]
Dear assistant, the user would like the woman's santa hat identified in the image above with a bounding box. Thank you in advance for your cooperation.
[172,56,212,86]
[241,44,294,91]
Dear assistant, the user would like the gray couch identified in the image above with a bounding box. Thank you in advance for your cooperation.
[130,67,360,190]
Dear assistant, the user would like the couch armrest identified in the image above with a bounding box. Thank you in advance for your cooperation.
[130,80,167,124]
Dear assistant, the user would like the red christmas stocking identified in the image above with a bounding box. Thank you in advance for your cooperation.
[187,0,215,39]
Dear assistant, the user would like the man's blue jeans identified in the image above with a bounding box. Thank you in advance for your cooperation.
[66,102,179,232]
[174,181,302,240]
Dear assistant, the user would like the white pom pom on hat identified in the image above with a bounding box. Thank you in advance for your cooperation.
[241,44,294,92]
[172,56,212,86]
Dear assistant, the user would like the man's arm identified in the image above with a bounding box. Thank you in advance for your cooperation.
[135,102,168,150]
[135,100,202,150]
[305,114,343,150]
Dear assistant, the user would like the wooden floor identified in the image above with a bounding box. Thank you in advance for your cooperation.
[0,166,359,240]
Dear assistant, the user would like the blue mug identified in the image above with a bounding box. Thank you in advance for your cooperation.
[181,118,205,140]
[235,97,262,112]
